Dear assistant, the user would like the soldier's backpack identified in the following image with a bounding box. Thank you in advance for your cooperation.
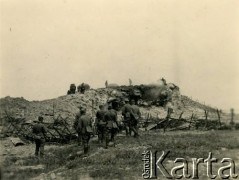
[112,122,118,129]
[125,112,131,118]
[98,120,106,126]
[34,134,42,140]
[86,126,93,134]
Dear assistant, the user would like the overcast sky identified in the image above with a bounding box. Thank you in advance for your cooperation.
[1,0,239,110]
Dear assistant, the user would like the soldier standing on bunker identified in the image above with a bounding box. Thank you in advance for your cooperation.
[121,98,132,136]
[32,116,47,157]
[105,80,108,88]
[77,108,93,154]
[80,83,86,94]
[104,104,118,148]
[161,77,167,85]
[130,99,141,137]
[74,106,83,146]
[95,105,106,144]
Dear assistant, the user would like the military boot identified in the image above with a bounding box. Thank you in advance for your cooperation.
[84,146,89,154]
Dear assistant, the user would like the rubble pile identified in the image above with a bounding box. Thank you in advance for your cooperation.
[0,83,229,143]
[0,89,111,124]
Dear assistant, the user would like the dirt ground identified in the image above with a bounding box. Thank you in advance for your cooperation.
[1,130,239,180]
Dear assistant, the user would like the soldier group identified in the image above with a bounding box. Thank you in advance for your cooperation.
[67,83,90,95]
[74,98,141,155]
[32,98,141,157]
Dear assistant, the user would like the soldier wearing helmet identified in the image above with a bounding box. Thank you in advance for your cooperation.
[104,104,118,148]
[130,99,141,137]
[74,106,84,146]
[77,108,93,154]
[121,98,132,136]
[32,116,47,157]
[95,105,107,144]
[121,98,140,137]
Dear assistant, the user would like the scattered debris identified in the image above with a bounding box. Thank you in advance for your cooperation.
[0,84,234,144]
[18,164,45,171]
[10,137,25,146]
[50,173,56,179]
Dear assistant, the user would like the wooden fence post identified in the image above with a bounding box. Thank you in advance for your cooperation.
[189,113,194,130]
[53,102,56,117]
[204,110,208,130]
[230,108,234,125]
[217,109,221,128]
[163,108,172,133]
[179,112,184,120]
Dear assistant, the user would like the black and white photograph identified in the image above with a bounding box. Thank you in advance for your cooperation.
[0,0,239,179]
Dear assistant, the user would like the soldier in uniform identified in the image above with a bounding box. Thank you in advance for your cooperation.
[80,83,86,94]
[122,99,140,137]
[121,98,132,136]
[32,116,47,157]
[77,108,93,154]
[74,106,83,146]
[130,99,141,137]
[105,80,108,88]
[95,105,106,143]
[104,105,118,148]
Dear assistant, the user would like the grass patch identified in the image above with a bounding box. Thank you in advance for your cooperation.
[2,130,239,179]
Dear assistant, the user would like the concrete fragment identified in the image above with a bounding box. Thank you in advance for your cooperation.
[76,151,84,156]
[10,137,25,146]
[50,173,56,179]
[221,147,227,151]
[18,164,45,170]
[146,123,158,131]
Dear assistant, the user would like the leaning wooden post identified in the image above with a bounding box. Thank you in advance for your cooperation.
[230,108,234,126]
[217,109,221,128]
[52,102,56,117]
[204,110,208,130]
[179,111,184,120]
[91,99,96,136]
[146,112,151,134]
[189,113,194,130]
[164,108,172,133]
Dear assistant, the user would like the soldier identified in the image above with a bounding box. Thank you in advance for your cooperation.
[130,99,141,137]
[80,83,86,94]
[122,99,140,137]
[74,106,83,146]
[159,90,168,106]
[104,105,118,148]
[121,98,132,136]
[77,108,93,154]
[70,84,76,94]
[32,116,47,157]
[105,80,108,88]
[108,97,120,111]
[95,105,106,143]
[129,78,132,86]
[67,90,71,95]
[161,78,167,85]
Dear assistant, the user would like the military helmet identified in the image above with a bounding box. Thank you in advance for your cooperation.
[38,116,44,122]
[78,106,83,109]
[108,104,113,109]
[80,107,86,114]
[124,98,130,102]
